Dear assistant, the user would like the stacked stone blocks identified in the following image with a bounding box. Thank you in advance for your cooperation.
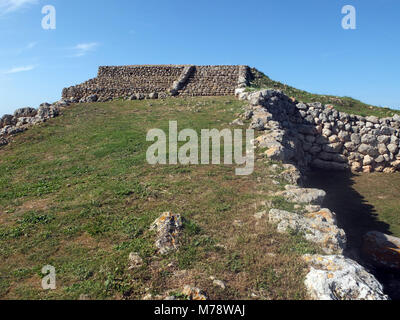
[62,65,249,101]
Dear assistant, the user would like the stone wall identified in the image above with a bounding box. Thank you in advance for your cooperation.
[236,89,400,174]
[234,89,391,300]
[62,65,186,101]
[178,66,243,96]
[62,65,250,101]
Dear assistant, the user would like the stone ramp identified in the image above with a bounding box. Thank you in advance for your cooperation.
[178,66,242,96]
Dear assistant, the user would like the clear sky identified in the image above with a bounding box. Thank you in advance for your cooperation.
[0,0,399,116]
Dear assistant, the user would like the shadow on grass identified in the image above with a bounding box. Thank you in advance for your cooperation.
[305,168,400,300]
[305,169,391,256]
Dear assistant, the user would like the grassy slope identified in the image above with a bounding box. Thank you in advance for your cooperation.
[248,68,400,118]
[0,97,319,300]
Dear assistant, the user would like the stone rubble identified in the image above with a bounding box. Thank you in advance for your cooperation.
[0,99,71,147]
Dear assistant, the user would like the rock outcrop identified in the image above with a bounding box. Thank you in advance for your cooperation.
[303,255,389,300]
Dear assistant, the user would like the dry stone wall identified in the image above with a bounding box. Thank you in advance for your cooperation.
[234,89,392,300]
[237,89,400,174]
[62,65,249,102]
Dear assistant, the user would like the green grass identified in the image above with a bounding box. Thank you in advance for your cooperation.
[0,96,315,300]
[248,68,400,118]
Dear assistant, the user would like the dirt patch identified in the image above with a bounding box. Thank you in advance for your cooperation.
[18,198,51,213]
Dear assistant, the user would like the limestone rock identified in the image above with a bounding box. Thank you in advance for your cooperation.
[128,252,143,270]
[148,92,158,99]
[150,212,183,254]
[213,280,226,290]
[279,186,326,205]
[269,209,346,254]
[303,255,389,300]
[182,286,208,300]
[14,107,37,118]
[362,231,400,270]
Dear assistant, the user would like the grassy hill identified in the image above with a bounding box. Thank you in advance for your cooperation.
[1,72,400,300]
[248,68,400,118]
[0,97,320,300]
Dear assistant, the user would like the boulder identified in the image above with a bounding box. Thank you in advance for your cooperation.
[14,107,37,118]
[86,94,98,103]
[303,255,389,300]
[0,137,8,146]
[358,144,379,157]
[279,186,326,205]
[362,231,400,270]
[148,92,158,99]
[387,143,398,154]
[279,164,303,185]
[393,114,400,122]
[128,252,143,270]
[0,114,16,127]
[136,93,145,100]
[366,116,379,124]
[269,209,346,254]
[37,104,60,120]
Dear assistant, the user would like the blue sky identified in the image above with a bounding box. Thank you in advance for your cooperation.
[0,0,399,116]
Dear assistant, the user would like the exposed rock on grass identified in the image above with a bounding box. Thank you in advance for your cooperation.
[150,212,183,254]
[277,185,326,206]
[269,209,346,254]
[182,285,208,300]
[128,252,143,270]
[303,255,389,300]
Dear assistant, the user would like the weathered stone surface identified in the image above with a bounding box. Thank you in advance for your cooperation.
[279,186,326,205]
[269,209,346,254]
[279,164,303,185]
[150,212,183,254]
[303,255,389,300]
[0,137,8,147]
[128,252,143,270]
[242,88,400,173]
[182,286,208,300]
[213,279,226,290]
[37,104,60,119]
[362,231,400,270]
[14,107,37,118]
